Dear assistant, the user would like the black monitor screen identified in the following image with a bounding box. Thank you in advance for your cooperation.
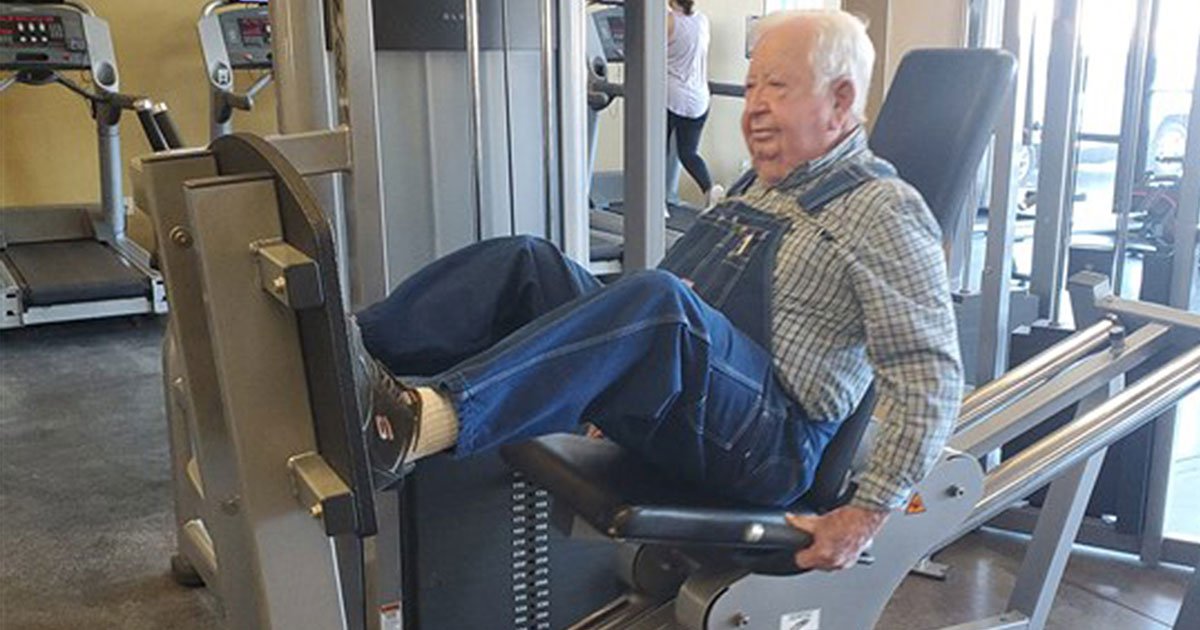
[239,17,269,39]
[606,16,624,47]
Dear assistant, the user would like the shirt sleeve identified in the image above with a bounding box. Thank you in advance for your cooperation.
[845,182,964,511]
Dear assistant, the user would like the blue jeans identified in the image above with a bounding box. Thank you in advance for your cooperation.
[356,236,834,506]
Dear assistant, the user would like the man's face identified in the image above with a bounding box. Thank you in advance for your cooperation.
[741,24,853,185]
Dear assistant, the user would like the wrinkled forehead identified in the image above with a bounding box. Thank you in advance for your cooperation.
[747,28,813,82]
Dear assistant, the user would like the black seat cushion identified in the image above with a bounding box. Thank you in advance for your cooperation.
[502,433,800,546]
[499,386,875,550]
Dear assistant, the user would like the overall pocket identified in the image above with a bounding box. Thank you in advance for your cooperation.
[694,359,770,451]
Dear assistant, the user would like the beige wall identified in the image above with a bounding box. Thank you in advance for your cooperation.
[885,0,968,88]
[851,0,969,125]
[0,0,277,207]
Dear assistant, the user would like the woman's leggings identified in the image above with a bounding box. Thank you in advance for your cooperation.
[668,109,713,193]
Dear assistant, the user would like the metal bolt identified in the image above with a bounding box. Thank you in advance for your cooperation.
[731,612,751,627]
[220,496,240,515]
[170,226,193,248]
[272,276,287,294]
[1108,325,1127,355]
[947,484,966,498]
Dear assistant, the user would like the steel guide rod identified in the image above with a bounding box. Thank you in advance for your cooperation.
[959,319,1116,432]
[949,344,1200,542]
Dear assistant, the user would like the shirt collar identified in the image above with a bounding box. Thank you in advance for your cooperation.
[771,126,869,192]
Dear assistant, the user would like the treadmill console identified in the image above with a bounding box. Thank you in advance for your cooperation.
[218,5,271,70]
[592,8,624,63]
[0,5,89,71]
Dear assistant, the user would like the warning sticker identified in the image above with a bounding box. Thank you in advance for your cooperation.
[905,493,926,515]
[780,609,821,630]
[380,602,402,630]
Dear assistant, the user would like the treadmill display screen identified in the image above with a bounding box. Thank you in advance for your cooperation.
[238,17,270,44]
[606,16,624,50]
[0,14,67,48]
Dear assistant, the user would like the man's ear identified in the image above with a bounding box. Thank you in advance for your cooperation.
[830,77,857,127]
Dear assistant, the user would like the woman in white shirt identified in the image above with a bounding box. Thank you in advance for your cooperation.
[668,0,723,205]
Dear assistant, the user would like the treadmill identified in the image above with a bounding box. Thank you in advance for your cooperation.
[585,6,730,275]
[197,0,272,142]
[0,1,166,329]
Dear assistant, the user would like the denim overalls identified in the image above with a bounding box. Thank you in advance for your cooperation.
[661,159,897,351]
[358,158,896,507]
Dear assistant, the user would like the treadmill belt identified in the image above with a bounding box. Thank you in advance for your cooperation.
[3,240,147,306]
[588,202,699,264]
[589,232,624,262]
[603,200,702,233]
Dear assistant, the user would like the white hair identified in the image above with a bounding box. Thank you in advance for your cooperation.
[750,10,875,120]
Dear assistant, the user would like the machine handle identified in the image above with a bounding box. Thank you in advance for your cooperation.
[721,520,814,576]
[224,91,255,111]
[152,104,186,149]
[742,520,814,549]
[106,91,143,110]
[135,103,169,151]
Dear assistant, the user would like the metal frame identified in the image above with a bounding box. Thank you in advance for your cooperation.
[138,150,352,628]
[973,0,1200,570]
[268,0,351,306]
[1145,26,1200,567]
[1003,381,1119,629]
[1177,555,1200,629]
[1109,0,1155,296]
[558,0,591,264]
[976,0,1028,383]
[1028,0,1082,323]
[622,0,668,270]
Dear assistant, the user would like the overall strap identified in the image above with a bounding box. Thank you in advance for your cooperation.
[795,158,897,215]
[725,157,897,214]
[726,169,758,197]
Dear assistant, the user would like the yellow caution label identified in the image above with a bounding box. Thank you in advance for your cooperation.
[905,493,927,515]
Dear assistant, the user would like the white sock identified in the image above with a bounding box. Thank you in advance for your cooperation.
[411,387,459,460]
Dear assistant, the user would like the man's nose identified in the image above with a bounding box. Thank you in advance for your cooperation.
[744,92,767,116]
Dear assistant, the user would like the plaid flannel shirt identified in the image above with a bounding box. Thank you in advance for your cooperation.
[736,128,964,511]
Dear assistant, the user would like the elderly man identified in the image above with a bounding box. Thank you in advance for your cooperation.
[351,9,962,571]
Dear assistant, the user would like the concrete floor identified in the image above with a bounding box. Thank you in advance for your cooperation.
[0,317,1192,629]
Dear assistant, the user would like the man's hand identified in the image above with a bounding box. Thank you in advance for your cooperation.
[785,505,889,571]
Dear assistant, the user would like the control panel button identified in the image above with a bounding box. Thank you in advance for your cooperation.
[213,64,232,86]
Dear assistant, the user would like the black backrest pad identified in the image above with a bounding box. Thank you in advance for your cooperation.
[870,48,1016,240]
[800,384,876,508]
